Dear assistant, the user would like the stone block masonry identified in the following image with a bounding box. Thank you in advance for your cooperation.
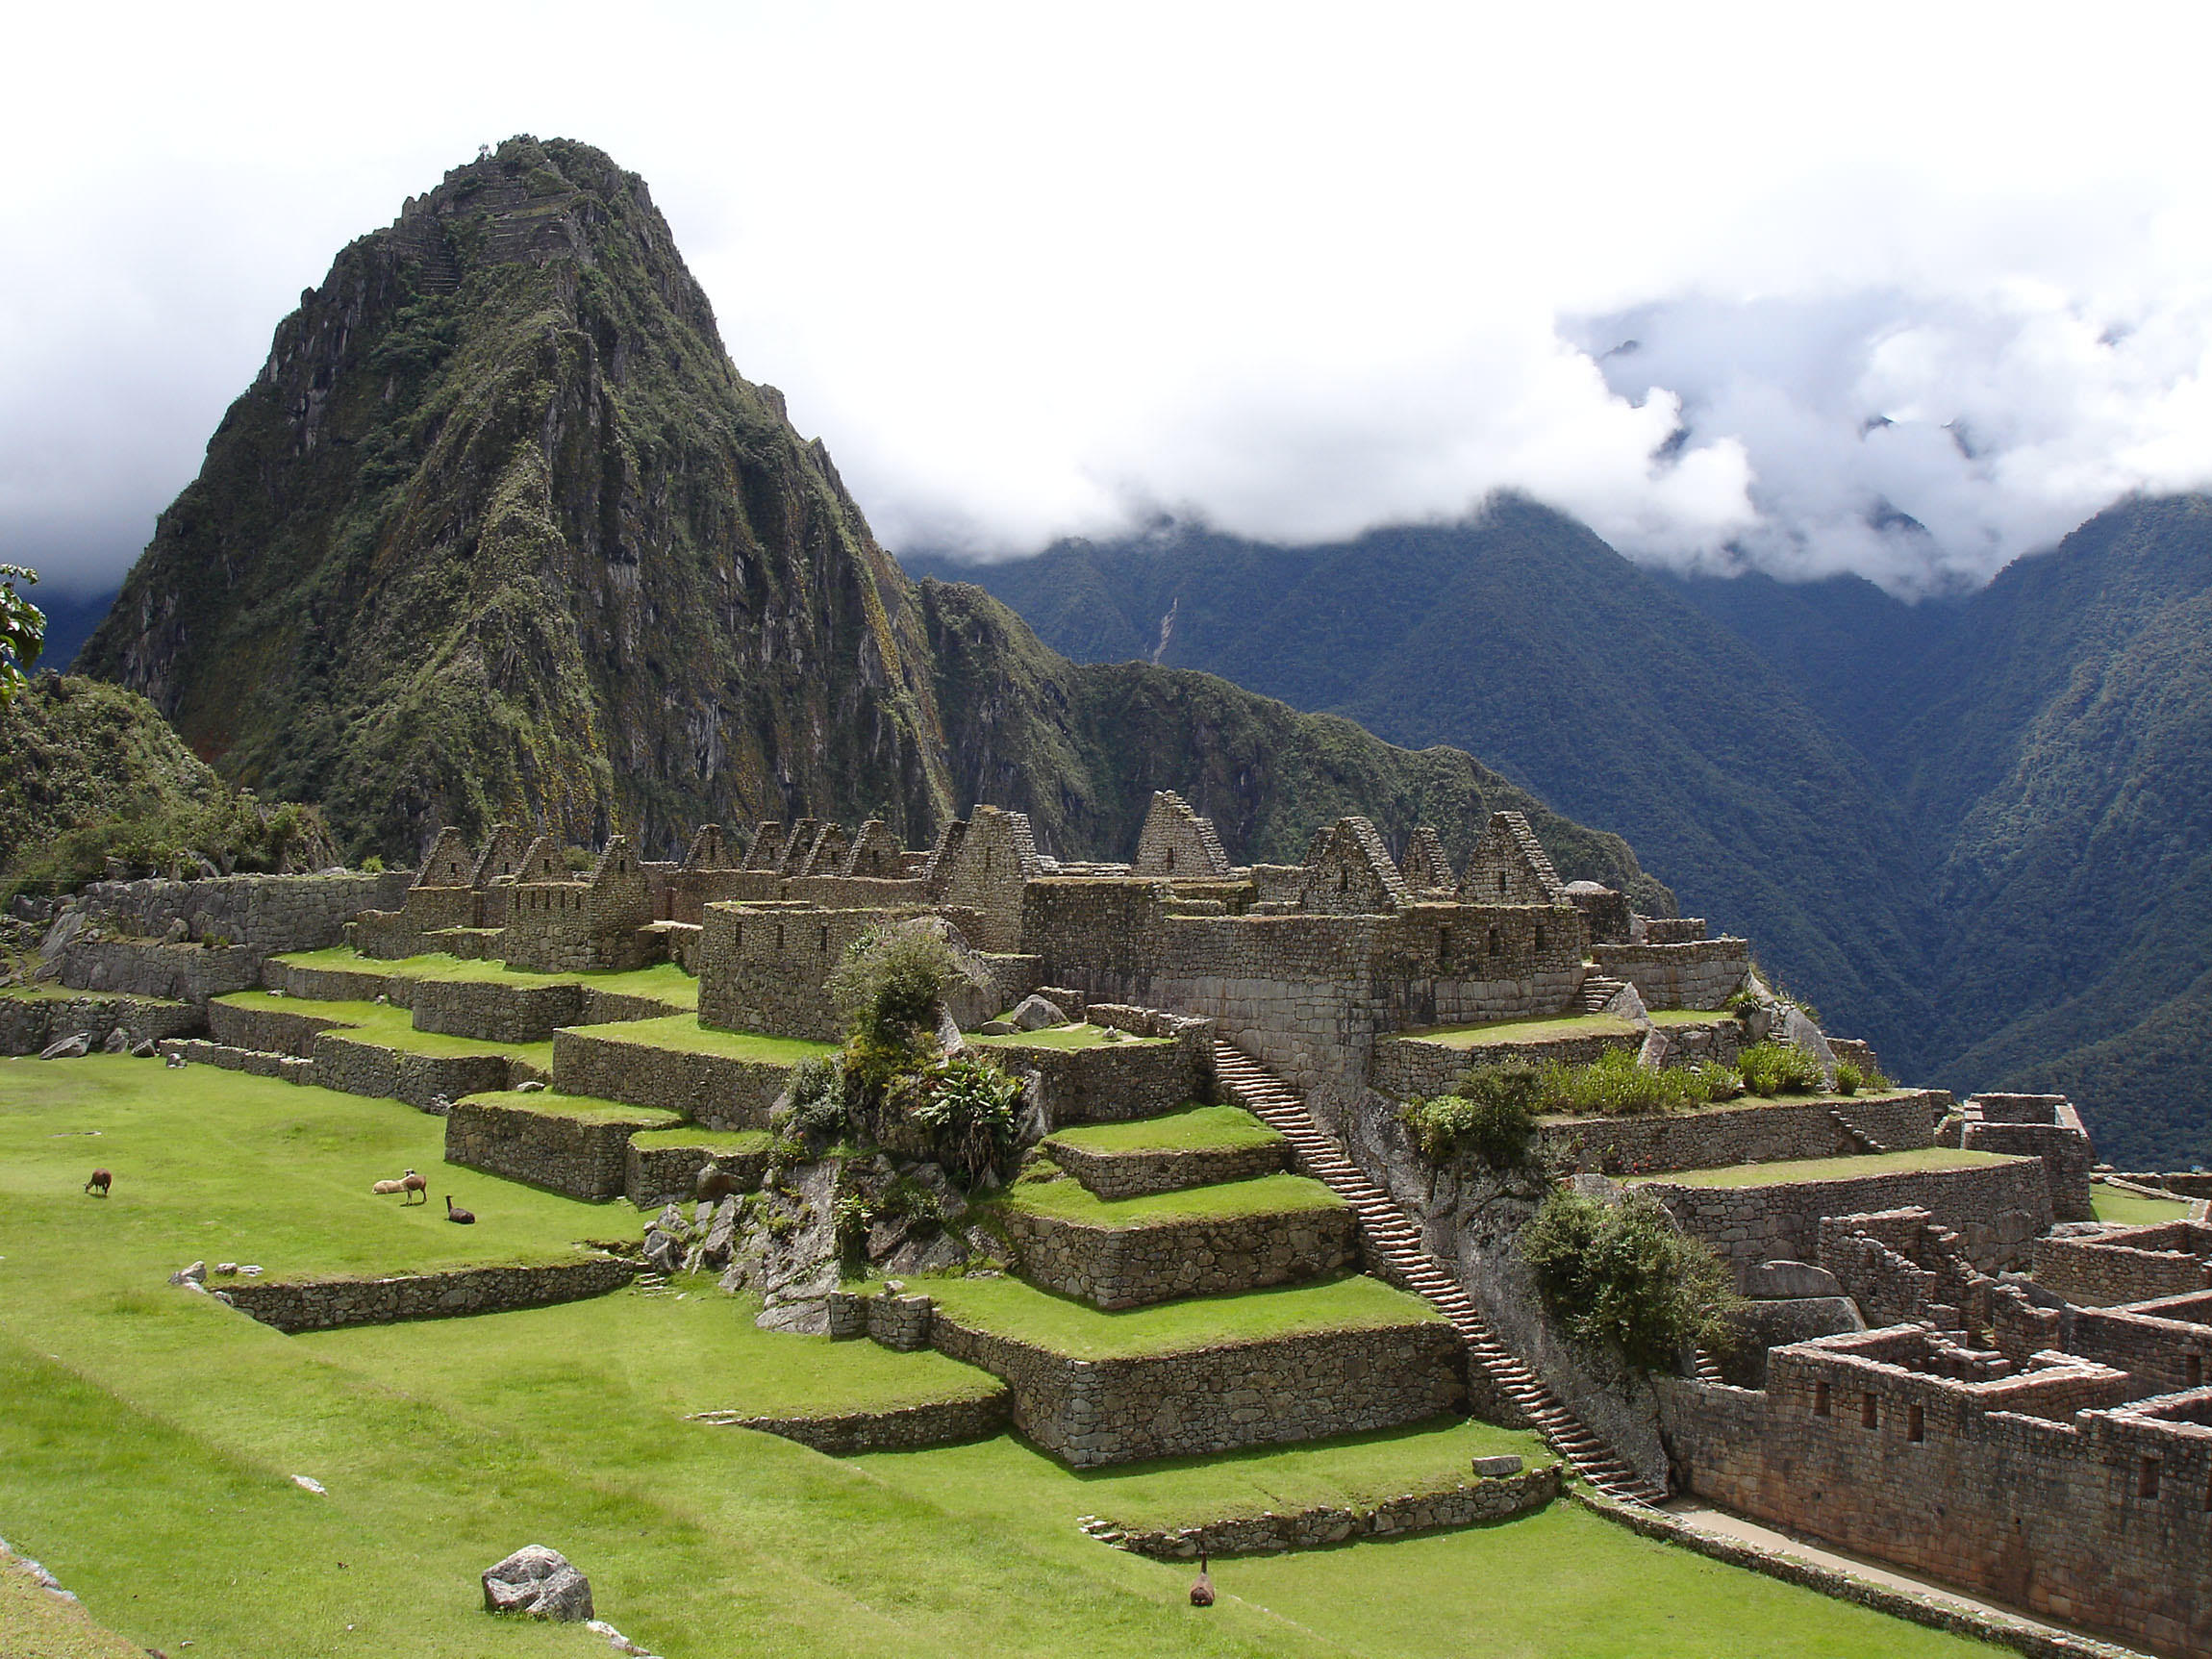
[1043,1134,1291,1200]
[55,940,263,1004]
[310,1032,523,1112]
[1372,1030,1640,1101]
[690,1392,1012,1455]
[1100,1464,1560,1558]
[550,1028,799,1130]
[999,1197,1357,1309]
[1540,1091,1950,1178]
[1589,940,1750,1011]
[217,1257,636,1333]
[926,1309,1467,1467]
[443,1095,683,1202]
[695,902,931,1042]
[2034,1220,2212,1308]
[75,871,412,954]
[409,978,591,1043]
[0,992,203,1055]
[158,1038,315,1084]
[1643,1155,2052,1280]
[978,1036,1207,1128]
[208,998,350,1057]
[625,1137,773,1208]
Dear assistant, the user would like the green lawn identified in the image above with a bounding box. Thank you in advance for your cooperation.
[925,1273,1441,1361]
[1630,1147,2023,1189]
[2092,1186,2198,1224]
[872,1416,1554,1536]
[972,1022,1172,1051]
[1395,1013,1640,1047]
[1002,1171,1343,1228]
[1045,1105,1283,1156]
[586,1013,834,1065]
[4,982,196,1008]
[627,1125,776,1155]
[453,1091,684,1129]
[215,990,558,1068]
[0,1056,2000,1659]
[273,947,701,1010]
[0,1545,144,1658]
[0,1057,614,1278]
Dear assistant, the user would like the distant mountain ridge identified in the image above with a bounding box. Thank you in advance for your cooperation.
[915,492,2212,1166]
[73,137,1662,907]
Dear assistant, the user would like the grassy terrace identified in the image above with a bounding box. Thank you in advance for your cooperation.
[1044,1104,1284,1156]
[627,1124,776,1155]
[274,946,702,1010]
[214,990,557,1069]
[925,1273,1439,1360]
[0,1058,610,1280]
[2093,1186,2198,1225]
[452,1091,683,1128]
[1628,1147,2023,1189]
[1002,1171,1343,1228]
[1396,1009,1735,1048]
[572,1012,833,1065]
[972,1021,1172,1051]
[0,1057,1995,1656]
[3,983,195,1007]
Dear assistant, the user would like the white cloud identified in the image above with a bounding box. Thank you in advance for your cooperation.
[4,1,2212,595]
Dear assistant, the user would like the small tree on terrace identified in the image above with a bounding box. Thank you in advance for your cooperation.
[1520,1188,1739,1371]
[0,564,45,701]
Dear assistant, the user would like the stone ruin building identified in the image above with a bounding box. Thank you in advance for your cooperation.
[10,783,2208,1656]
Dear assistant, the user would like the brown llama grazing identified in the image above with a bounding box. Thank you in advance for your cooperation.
[84,1169,111,1196]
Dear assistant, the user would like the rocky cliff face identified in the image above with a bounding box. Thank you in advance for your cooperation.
[81,136,1661,898]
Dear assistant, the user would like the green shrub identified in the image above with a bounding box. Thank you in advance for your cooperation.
[1520,1189,1739,1371]
[826,922,988,1047]
[361,854,386,874]
[778,1056,850,1140]
[1737,1043,1825,1096]
[1539,1047,1734,1118]
[1402,1061,1546,1165]
[902,1054,1025,1187]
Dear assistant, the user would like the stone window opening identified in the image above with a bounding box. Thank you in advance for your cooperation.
[1339,868,1349,893]
[2188,1353,2203,1388]
[1814,1381,1831,1417]
[1861,1392,1878,1429]
[2140,1457,2160,1499]
[1496,870,1508,895]
[1534,924,1547,953]
[775,923,785,951]
[1165,847,1176,873]
[817,925,829,953]
[1907,1403,1924,1443]
[1487,927,1502,957]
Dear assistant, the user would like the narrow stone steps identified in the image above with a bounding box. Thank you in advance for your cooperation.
[1578,973,1629,1013]
[1211,1042,1667,1507]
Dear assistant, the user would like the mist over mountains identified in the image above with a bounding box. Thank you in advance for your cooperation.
[911,492,2212,1167]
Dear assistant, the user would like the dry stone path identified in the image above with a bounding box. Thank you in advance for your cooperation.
[1211,1040,1669,1506]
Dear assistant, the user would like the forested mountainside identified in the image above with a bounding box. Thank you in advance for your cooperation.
[910,503,1936,1075]
[919,493,2212,1167]
[74,137,1661,904]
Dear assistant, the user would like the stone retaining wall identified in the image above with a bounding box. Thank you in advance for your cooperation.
[1372,1032,1637,1101]
[1644,1156,2052,1280]
[927,1308,1466,1466]
[1042,1135,1291,1200]
[1588,940,1750,1010]
[56,940,263,1003]
[208,999,349,1057]
[690,1392,1011,1455]
[310,1032,522,1112]
[410,978,589,1043]
[2034,1222,2212,1308]
[0,993,203,1055]
[981,1037,1206,1127]
[550,1029,797,1130]
[159,1038,314,1083]
[218,1257,636,1332]
[625,1138,772,1208]
[1000,1198,1357,1309]
[443,1095,682,1201]
[1540,1092,1949,1178]
[264,960,407,1003]
[1103,1465,1559,1558]
[75,871,410,953]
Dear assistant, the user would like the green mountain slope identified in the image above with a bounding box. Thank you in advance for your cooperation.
[75,137,1659,903]
[913,503,1934,1067]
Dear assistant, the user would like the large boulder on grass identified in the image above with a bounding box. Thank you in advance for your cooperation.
[482,1546,594,1621]
[1009,994,1067,1031]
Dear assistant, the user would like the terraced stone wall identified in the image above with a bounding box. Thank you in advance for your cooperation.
[927,1311,1467,1466]
[218,1257,636,1332]
[410,978,588,1043]
[1107,1465,1560,1558]
[0,993,203,1054]
[443,1096,679,1201]
[1373,1031,1635,1101]
[985,1037,1206,1127]
[1589,940,1750,1011]
[54,940,263,1003]
[1000,1202,1356,1309]
[1535,1092,1950,1178]
[625,1137,770,1207]
[701,1394,1010,1454]
[1043,1137,1290,1200]
[310,1032,521,1111]
[695,902,930,1041]
[264,959,407,1003]
[2034,1222,2212,1308]
[74,871,411,952]
[1657,1341,2212,1657]
[1644,1156,2052,1280]
[550,1028,797,1130]
[2063,1294,2212,1395]
[207,999,347,1057]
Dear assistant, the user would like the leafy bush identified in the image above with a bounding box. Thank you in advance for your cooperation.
[827,922,989,1047]
[0,564,42,700]
[1737,1042,1825,1096]
[1832,1060,1892,1095]
[1540,1047,1735,1118]
[902,1054,1025,1187]
[778,1056,850,1141]
[1520,1189,1739,1371]
[1402,1061,1546,1165]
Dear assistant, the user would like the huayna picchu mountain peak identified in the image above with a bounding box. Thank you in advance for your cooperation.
[77,136,1664,903]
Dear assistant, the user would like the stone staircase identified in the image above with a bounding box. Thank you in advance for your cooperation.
[1211,1041,1667,1506]
[1578,972,1629,1014]
[1828,1105,1895,1155]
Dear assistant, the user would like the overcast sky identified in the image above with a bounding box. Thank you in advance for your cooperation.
[6,2,2210,600]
